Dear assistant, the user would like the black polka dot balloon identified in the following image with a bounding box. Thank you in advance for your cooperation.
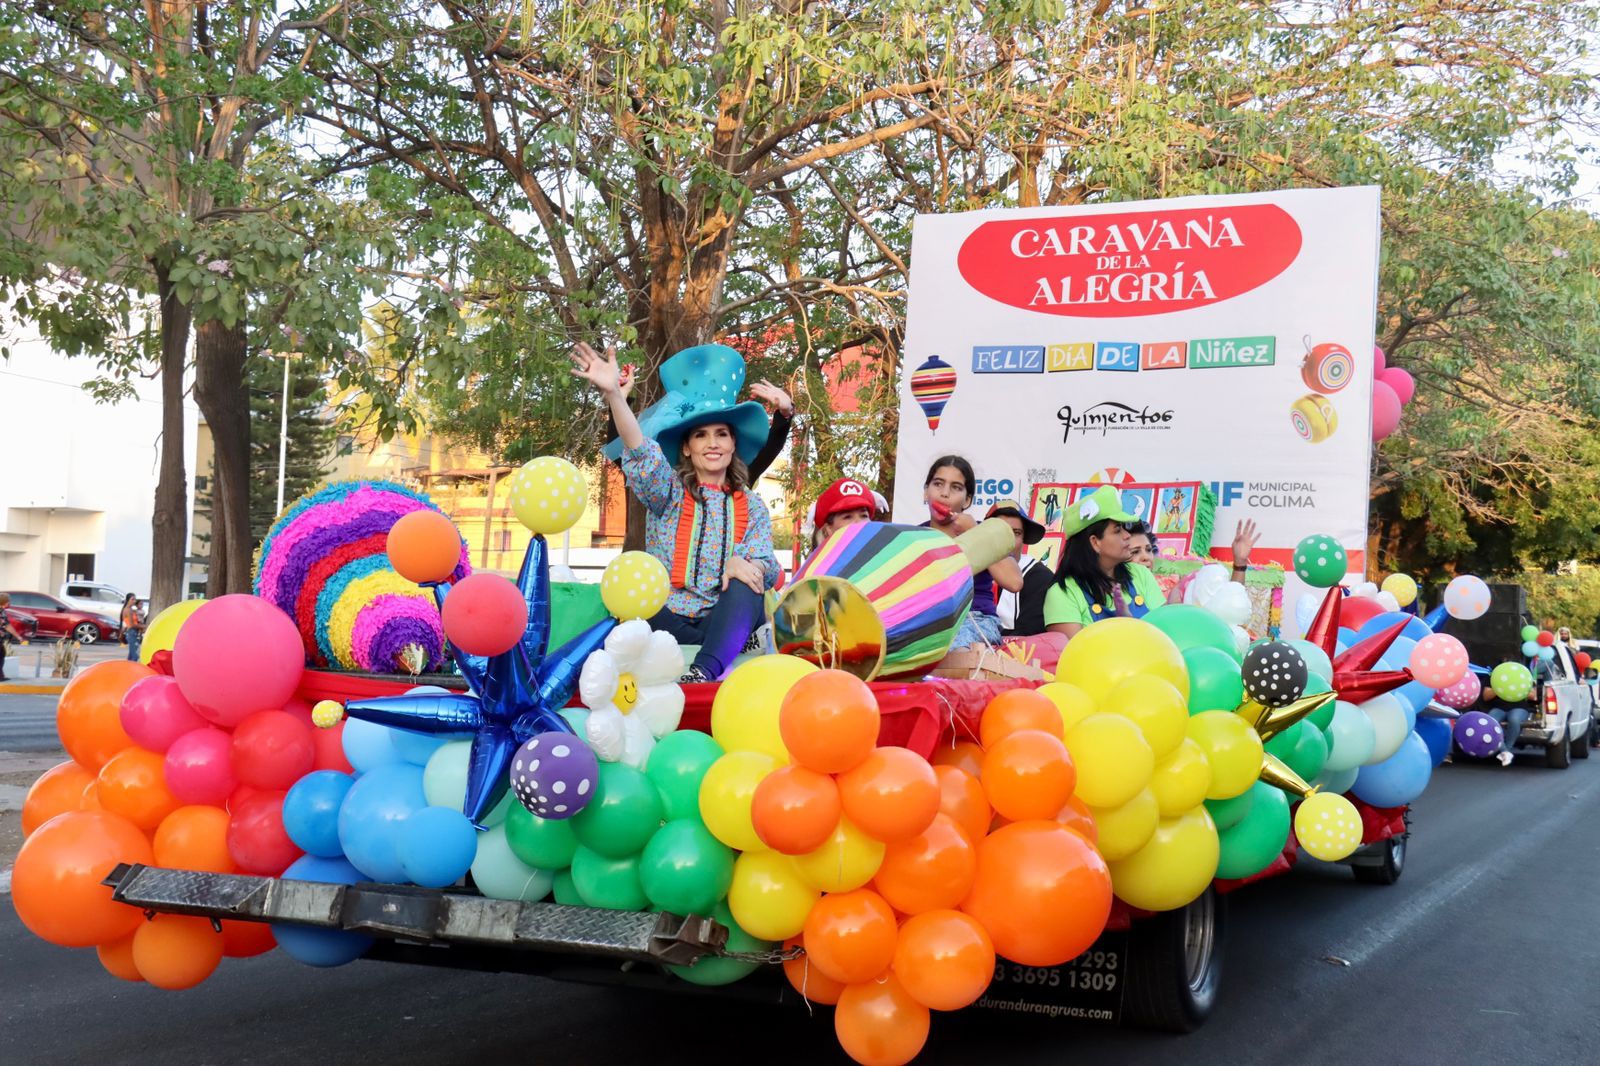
[1242,641,1309,707]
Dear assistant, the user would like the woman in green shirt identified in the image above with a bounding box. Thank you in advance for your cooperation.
[1044,485,1166,639]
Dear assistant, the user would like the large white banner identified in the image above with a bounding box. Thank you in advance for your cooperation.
[892,187,1381,630]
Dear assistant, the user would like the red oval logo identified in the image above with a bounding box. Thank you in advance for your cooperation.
[955,204,1302,318]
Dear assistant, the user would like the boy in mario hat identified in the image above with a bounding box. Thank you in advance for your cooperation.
[805,477,881,555]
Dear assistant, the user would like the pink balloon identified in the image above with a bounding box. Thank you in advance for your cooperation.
[172,595,306,727]
[165,727,238,805]
[1377,366,1415,405]
[119,675,207,753]
[1436,670,1482,710]
[1410,633,1469,689]
[1373,345,1387,375]
[1372,379,1403,441]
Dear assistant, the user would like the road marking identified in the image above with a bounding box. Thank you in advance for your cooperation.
[0,866,10,894]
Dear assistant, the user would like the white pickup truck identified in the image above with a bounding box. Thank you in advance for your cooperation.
[1510,642,1594,768]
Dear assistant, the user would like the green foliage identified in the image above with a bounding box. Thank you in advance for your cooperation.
[1520,569,1600,638]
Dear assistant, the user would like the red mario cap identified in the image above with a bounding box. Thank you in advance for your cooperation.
[812,478,879,526]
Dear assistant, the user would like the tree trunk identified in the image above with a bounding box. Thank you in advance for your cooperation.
[194,318,253,595]
[148,264,192,614]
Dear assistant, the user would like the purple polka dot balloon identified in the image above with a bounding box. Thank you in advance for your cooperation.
[509,731,598,819]
[1453,711,1503,759]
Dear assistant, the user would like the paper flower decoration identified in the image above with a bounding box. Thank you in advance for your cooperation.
[579,620,686,769]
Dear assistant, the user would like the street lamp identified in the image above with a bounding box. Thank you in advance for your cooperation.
[268,342,301,515]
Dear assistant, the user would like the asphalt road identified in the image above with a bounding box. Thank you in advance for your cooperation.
[4,739,1599,1065]
[0,696,63,752]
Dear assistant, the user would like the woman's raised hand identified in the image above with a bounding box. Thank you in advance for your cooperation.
[749,379,794,417]
[570,342,622,394]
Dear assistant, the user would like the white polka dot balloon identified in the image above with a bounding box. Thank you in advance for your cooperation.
[601,550,671,621]
[508,731,599,819]
[1442,574,1491,621]
[509,457,588,536]
[1294,791,1364,861]
[1408,633,1470,690]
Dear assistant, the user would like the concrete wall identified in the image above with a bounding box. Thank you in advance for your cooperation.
[0,319,199,597]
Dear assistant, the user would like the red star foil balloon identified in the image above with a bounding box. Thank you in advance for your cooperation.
[1305,588,1416,704]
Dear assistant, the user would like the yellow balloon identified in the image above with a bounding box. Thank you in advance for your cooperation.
[1380,573,1418,608]
[710,655,816,759]
[1056,618,1189,705]
[600,551,671,621]
[698,751,779,852]
[1102,674,1188,757]
[1108,806,1220,912]
[1087,788,1159,861]
[509,457,588,536]
[1036,681,1096,737]
[1063,713,1154,809]
[1185,711,1265,801]
[1148,739,1213,818]
[139,598,207,664]
[1294,791,1365,862]
[728,850,819,941]
[792,815,884,893]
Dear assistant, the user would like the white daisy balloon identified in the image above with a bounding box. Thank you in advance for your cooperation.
[578,619,686,769]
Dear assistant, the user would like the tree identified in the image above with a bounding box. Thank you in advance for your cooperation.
[249,355,336,546]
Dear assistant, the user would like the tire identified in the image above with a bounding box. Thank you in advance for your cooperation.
[1574,724,1590,760]
[1122,886,1224,1033]
[72,622,100,645]
[1353,832,1406,886]
[1547,729,1571,769]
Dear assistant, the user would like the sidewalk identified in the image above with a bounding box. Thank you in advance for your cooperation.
[1,641,133,694]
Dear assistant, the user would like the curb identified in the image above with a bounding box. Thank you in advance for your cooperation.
[0,684,65,696]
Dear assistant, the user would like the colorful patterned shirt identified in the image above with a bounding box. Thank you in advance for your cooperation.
[620,439,781,619]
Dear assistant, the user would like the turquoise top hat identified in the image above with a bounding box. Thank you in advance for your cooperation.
[602,343,770,465]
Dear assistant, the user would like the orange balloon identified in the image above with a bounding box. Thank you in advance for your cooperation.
[873,813,976,916]
[132,913,224,990]
[892,909,996,1011]
[961,821,1113,967]
[97,932,144,982]
[56,660,151,771]
[837,747,940,844]
[220,919,277,958]
[12,810,153,947]
[80,779,102,810]
[980,729,1077,822]
[801,888,899,985]
[933,765,991,845]
[386,508,463,584]
[930,740,984,779]
[782,937,847,1004]
[154,805,237,873]
[979,688,1065,748]
[752,765,842,854]
[97,747,181,831]
[22,760,95,836]
[1057,796,1099,846]
[834,973,930,1066]
[779,669,882,774]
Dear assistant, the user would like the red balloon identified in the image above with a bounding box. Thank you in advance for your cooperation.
[165,727,237,805]
[312,719,355,773]
[1337,594,1387,632]
[1536,630,1556,648]
[1372,379,1403,441]
[439,573,528,656]
[231,710,316,790]
[281,698,315,725]
[220,920,277,958]
[1576,653,1592,673]
[226,790,301,875]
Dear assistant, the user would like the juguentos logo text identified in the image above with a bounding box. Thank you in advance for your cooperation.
[1056,402,1175,440]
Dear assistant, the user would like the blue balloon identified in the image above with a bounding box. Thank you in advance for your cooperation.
[1422,605,1449,631]
[398,806,479,888]
[1355,610,1432,644]
[1415,717,1453,767]
[274,855,373,967]
[1286,639,1333,684]
[338,762,428,882]
[283,771,355,858]
[389,687,453,766]
[1538,645,1556,662]
[1351,730,1433,808]
[342,717,402,773]
[1521,639,1541,658]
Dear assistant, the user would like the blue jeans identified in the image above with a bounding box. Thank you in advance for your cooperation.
[646,582,763,679]
[1490,705,1529,755]
[125,628,143,661]
[952,610,1002,650]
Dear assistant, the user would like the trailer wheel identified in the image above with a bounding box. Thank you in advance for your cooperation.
[1121,885,1224,1033]
[1352,832,1406,886]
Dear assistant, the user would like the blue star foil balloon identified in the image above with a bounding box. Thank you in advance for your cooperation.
[341,535,614,827]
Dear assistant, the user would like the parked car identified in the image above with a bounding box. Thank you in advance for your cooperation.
[3,605,39,641]
[0,591,121,644]
[58,580,140,617]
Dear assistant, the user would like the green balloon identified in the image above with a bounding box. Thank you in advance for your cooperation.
[1265,722,1303,762]
[571,762,664,858]
[646,731,725,822]
[1520,624,1539,642]
[552,868,583,906]
[666,901,773,986]
[1303,675,1336,730]
[1205,791,1255,832]
[1293,534,1348,588]
[571,846,648,910]
[638,819,735,916]
[506,804,580,870]
[1490,661,1533,701]
[1145,604,1238,660]
[1287,641,1334,685]
[1182,646,1244,713]
[1286,723,1329,782]
[1215,782,1290,879]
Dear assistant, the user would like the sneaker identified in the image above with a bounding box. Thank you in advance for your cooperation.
[743,623,773,657]
[677,664,714,685]
[1497,750,1514,767]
